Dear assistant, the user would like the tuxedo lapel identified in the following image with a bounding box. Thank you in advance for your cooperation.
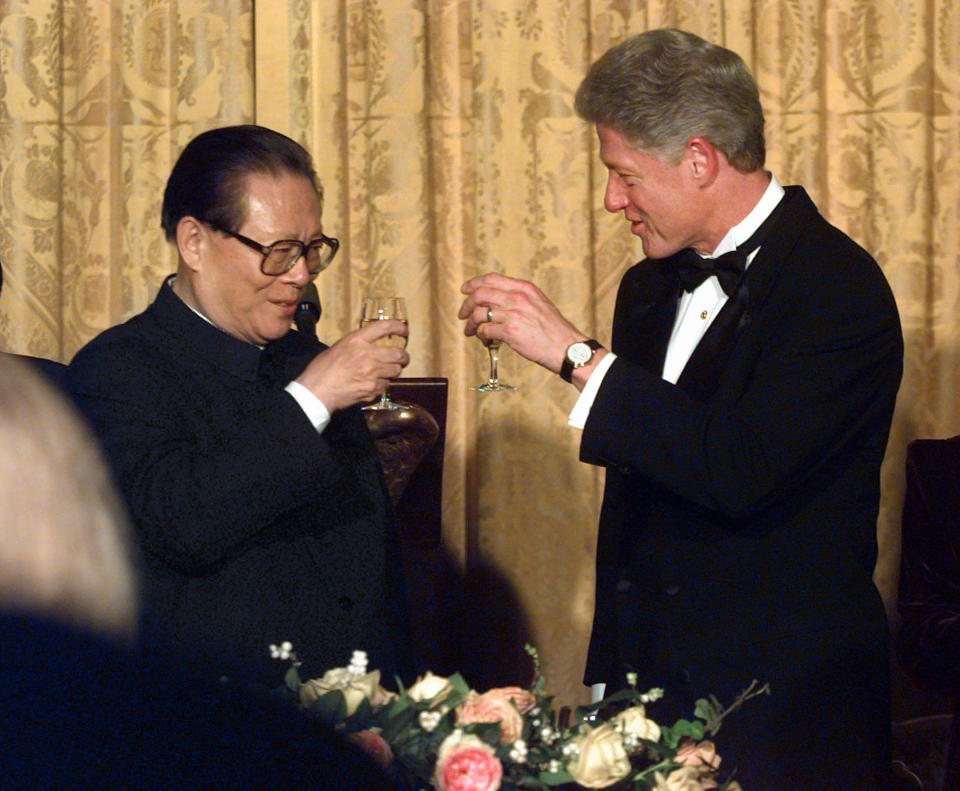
[674,285,749,401]
[612,258,678,375]
[675,188,802,401]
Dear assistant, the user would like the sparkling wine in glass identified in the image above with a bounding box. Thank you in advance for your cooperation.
[359,297,408,410]
[471,336,516,392]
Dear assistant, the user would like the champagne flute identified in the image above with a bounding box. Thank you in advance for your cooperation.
[471,329,517,393]
[359,296,408,410]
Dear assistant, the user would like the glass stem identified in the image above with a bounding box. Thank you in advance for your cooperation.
[487,342,501,385]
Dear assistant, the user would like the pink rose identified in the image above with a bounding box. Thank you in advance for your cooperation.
[346,729,393,769]
[455,687,536,743]
[433,730,502,791]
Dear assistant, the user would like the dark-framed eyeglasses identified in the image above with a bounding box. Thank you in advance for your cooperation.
[204,220,339,276]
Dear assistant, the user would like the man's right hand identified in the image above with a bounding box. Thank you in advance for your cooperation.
[295,319,409,412]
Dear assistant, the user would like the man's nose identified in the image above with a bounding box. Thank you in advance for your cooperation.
[282,254,313,286]
[604,174,628,213]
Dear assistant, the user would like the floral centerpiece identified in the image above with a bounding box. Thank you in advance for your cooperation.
[269,642,767,791]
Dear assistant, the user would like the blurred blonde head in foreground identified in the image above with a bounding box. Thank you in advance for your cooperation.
[0,355,138,640]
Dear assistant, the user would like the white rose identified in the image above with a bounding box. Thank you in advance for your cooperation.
[407,671,453,703]
[613,705,661,743]
[566,723,631,788]
[299,667,382,716]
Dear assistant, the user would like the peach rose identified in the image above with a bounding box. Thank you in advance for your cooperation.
[455,687,536,743]
[299,667,384,716]
[407,671,454,704]
[613,705,661,743]
[433,729,502,791]
[674,739,721,772]
[566,723,631,788]
[652,765,704,791]
[346,729,393,769]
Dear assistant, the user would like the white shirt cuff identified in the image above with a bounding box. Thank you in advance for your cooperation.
[284,380,331,433]
[568,352,617,430]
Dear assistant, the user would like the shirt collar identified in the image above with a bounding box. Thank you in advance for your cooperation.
[710,173,785,258]
[157,275,267,381]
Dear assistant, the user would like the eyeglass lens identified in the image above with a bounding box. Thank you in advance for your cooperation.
[262,240,335,275]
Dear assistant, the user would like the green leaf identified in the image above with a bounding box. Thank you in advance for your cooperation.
[343,697,374,728]
[378,704,420,743]
[513,775,550,789]
[284,665,301,692]
[693,696,722,727]
[538,769,575,786]
[447,672,471,697]
[305,689,348,727]
[384,695,412,718]
[661,718,705,749]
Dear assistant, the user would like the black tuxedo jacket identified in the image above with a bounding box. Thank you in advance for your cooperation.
[581,187,902,789]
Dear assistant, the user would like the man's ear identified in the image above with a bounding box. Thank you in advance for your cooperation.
[684,137,721,187]
[175,216,206,272]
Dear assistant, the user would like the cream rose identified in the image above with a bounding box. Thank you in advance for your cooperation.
[652,765,705,791]
[407,670,454,703]
[566,723,631,788]
[299,667,383,716]
[613,705,661,743]
[432,729,502,791]
[455,687,536,743]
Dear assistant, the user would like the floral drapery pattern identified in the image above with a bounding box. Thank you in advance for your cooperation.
[2,0,958,706]
[0,0,253,358]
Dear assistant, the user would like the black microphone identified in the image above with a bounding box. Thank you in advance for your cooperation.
[294,282,321,339]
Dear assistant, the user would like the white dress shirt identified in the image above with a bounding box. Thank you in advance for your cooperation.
[570,174,785,429]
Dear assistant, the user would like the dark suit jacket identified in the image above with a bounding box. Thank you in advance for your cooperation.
[65,278,409,684]
[581,187,903,789]
[897,435,960,790]
[0,611,398,790]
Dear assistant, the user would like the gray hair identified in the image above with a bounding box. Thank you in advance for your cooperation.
[574,29,765,172]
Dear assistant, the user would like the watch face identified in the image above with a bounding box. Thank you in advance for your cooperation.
[567,342,593,365]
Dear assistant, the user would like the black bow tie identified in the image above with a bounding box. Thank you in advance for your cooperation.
[675,248,746,297]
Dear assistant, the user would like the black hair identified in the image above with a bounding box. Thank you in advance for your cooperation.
[160,125,321,240]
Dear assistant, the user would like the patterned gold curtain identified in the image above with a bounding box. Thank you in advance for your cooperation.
[2,0,959,708]
[0,0,253,360]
